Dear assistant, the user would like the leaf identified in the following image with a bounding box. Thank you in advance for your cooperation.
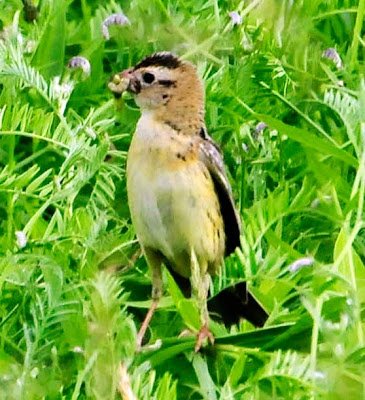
[228,352,247,387]
[167,270,201,330]
[126,297,174,309]
[14,164,40,188]
[177,299,201,331]
[257,114,358,168]
[137,337,194,368]
[137,324,294,368]
[192,354,217,400]
[216,324,294,348]
[31,0,66,78]
[262,317,312,352]
[25,168,52,194]
[334,228,365,302]
[154,373,177,400]
[41,258,63,307]
[166,269,185,303]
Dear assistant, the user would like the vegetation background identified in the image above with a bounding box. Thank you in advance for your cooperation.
[0,0,365,398]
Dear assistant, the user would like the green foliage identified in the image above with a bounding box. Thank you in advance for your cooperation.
[0,0,365,399]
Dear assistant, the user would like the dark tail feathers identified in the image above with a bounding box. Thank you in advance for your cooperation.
[208,282,268,327]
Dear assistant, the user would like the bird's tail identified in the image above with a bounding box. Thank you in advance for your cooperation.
[166,265,268,327]
[207,282,268,327]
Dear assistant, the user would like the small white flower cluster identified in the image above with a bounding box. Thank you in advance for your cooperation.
[102,13,130,40]
[53,76,75,115]
[289,257,314,273]
[322,48,343,70]
[228,11,243,25]
[15,231,27,248]
[68,56,91,77]
[254,122,268,136]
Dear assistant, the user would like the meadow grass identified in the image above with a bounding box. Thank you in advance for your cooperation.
[0,0,365,399]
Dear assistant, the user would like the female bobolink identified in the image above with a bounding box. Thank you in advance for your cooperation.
[109,52,268,351]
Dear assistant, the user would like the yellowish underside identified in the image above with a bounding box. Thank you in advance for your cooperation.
[127,115,225,278]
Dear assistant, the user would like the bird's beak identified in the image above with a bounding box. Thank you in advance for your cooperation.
[108,68,141,96]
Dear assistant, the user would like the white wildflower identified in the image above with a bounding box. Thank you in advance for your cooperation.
[289,257,314,273]
[30,367,39,379]
[254,122,268,136]
[322,48,343,70]
[73,346,84,354]
[102,13,130,40]
[68,56,91,77]
[15,231,27,248]
[228,11,243,25]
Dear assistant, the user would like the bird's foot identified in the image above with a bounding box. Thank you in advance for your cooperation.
[194,323,214,353]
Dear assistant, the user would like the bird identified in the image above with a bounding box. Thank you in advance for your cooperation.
[109,52,268,352]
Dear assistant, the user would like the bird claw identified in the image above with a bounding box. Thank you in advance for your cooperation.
[194,324,214,352]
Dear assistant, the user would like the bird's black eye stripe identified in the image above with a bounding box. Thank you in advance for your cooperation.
[158,79,176,87]
[142,72,155,84]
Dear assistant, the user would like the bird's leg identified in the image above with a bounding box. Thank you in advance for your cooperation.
[194,273,214,352]
[191,249,214,352]
[136,248,163,350]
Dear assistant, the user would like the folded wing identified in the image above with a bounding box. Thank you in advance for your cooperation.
[199,131,241,256]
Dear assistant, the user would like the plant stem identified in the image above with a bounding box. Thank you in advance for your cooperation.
[310,298,322,386]
[350,0,365,66]
[6,134,15,249]
[0,131,69,149]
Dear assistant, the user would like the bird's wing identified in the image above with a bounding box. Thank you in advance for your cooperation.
[198,130,241,256]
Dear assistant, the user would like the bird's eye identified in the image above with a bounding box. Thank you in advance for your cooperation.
[142,72,155,84]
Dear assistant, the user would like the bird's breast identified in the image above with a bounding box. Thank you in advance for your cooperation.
[126,119,224,277]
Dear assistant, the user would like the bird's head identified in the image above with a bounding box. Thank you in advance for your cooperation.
[109,52,205,133]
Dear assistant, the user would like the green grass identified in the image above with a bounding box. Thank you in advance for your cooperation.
[1,0,365,399]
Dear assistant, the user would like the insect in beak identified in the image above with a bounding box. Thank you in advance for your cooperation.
[108,68,141,96]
